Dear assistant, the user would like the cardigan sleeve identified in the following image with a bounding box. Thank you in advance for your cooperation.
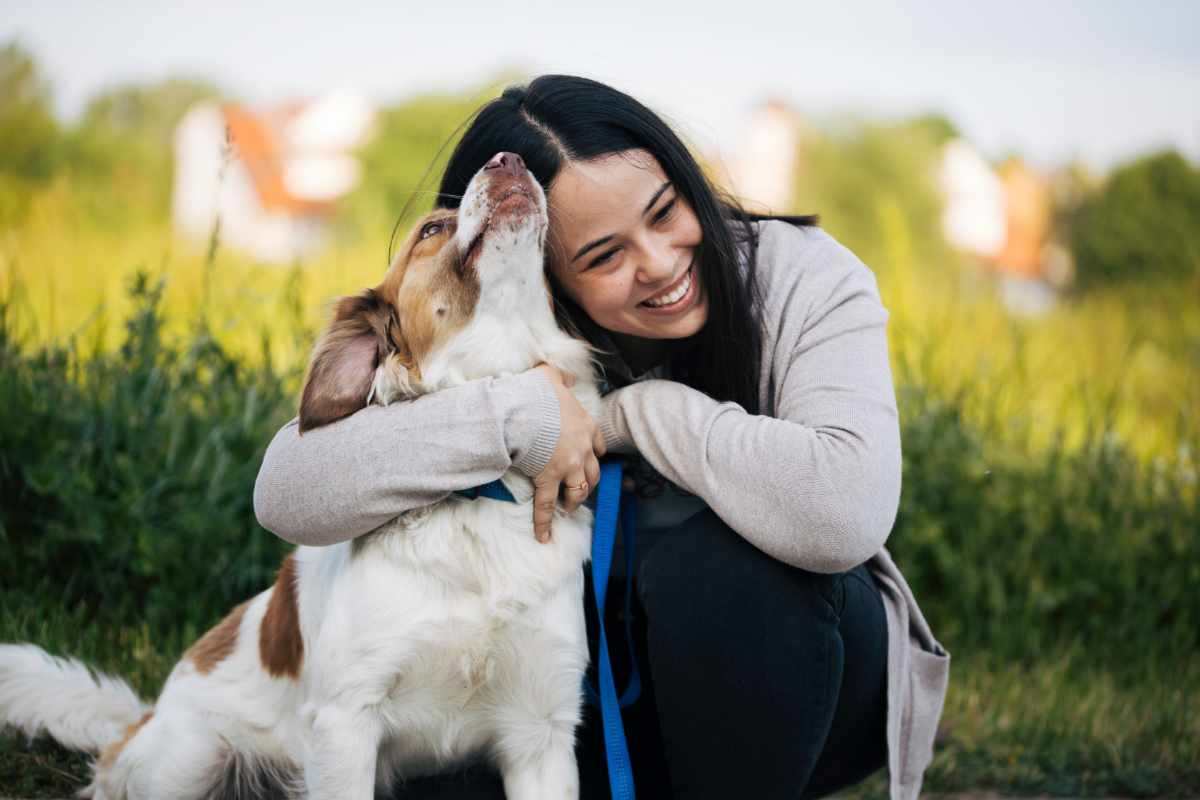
[598,225,901,573]
[254,369,560,546]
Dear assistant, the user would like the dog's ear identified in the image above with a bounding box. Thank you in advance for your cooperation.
[299,289,405,433]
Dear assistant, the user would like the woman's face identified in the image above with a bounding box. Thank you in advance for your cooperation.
[546,149,708,341]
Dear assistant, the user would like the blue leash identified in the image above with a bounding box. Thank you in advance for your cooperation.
[589,460,639,800]
[456,461,639,799]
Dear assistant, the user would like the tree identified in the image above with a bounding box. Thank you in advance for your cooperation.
[63,78,223,225]
[68,78,221,178]
[791,114,953,279]
[79,78,220,146]
[0,41,61,181]
[1070,151,1200,289]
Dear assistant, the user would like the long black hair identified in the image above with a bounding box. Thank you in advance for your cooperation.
[437,75,815,414]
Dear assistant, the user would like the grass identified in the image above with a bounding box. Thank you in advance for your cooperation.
[837,652,1200,800]
[0,733,90,798]
[879,240,1200,465]
[3,599,1198,797]
[926,651,1200,798]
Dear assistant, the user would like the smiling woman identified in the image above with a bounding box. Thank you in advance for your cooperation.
[254,74,949,800]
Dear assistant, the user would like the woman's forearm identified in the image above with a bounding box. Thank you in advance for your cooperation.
[598,235,902,573]
[601,377,899,573]
[254,370,559,546]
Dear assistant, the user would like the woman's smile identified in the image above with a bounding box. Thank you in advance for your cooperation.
[639,259,698,313]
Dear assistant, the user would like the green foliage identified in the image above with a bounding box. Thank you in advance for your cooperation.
[1070,150,1200,289]
[64,78,223,228]
[891,382,1199,668]
[0,40,221,230]
[80,78,219,145]
[0,42,64,224]
[0,275,295,632]
[0,41,61,183]
[792,115,954,278]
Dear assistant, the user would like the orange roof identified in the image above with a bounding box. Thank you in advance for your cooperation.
[995,160,1052,278]
[221,104,335,216]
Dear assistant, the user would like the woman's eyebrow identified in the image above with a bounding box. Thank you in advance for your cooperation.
[641,181,671,215]
[572,235,614,264]
[570,182,673,264]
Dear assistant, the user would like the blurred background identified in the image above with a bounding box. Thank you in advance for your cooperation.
[1,1,1197,796]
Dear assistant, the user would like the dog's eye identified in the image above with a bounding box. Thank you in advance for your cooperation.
[420,221,446,240]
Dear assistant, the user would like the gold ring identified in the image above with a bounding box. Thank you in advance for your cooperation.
[566,481,589,493]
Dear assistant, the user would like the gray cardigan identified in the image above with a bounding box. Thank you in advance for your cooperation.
[254,221,949,800]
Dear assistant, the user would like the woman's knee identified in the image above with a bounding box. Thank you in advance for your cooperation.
[636,509,844,633]
[631,511,861,798]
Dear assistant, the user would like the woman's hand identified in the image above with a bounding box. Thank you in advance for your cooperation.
[531,363,606,542]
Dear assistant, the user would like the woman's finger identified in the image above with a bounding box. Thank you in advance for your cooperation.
[584,457,600,499]
[592,426,608,458]
[561,473,590,514]
[532,479,558,543]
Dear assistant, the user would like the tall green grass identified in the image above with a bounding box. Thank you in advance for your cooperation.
[893,380,1198,666]
[0,274,296,633]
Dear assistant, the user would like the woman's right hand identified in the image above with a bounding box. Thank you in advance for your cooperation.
[531,363,605,543]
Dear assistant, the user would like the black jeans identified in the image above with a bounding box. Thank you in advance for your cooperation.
[396,509,889,799]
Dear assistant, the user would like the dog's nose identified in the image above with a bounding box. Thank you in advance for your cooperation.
[484,151,525,176]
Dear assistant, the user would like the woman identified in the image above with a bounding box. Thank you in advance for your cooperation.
[254,75,949,800]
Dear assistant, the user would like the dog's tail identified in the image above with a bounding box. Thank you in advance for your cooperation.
[0,643,150,753]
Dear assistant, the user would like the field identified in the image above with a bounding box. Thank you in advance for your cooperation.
[1,93,1198,795]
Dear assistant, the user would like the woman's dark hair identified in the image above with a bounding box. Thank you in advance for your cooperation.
[437,75,815,414]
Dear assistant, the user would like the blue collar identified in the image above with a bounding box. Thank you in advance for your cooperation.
[456,479,606,510]
[453,480,517,503]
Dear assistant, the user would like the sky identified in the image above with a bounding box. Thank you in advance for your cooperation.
[5,0,1199,172]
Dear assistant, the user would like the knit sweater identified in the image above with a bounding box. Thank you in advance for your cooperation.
[254,221,949,800]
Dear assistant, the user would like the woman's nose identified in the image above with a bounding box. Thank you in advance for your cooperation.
[635,237,678,283]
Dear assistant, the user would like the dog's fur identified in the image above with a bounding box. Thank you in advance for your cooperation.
[0,154,600,799]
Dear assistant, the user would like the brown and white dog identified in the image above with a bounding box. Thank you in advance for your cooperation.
[0,152,600,799]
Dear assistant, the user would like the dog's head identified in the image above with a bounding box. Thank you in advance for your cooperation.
[299,152,556,432]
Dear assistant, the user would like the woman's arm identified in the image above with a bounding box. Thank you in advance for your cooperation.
[599,227,901,574]
[254,369,560,546]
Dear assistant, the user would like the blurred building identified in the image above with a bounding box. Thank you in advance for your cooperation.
[717,100,805,213]
[995,159,1054,279]
[938,141,1067,314]
[172,92,374,263]
[939,138,1007,258]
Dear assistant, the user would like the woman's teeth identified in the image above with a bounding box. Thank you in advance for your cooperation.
[642,268,693,307]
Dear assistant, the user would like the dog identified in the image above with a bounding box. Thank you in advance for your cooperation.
[0,151,600,799]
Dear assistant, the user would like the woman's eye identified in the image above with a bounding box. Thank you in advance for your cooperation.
[420,222,445,239]
[589,248,618,269]
[653,199,677,224]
